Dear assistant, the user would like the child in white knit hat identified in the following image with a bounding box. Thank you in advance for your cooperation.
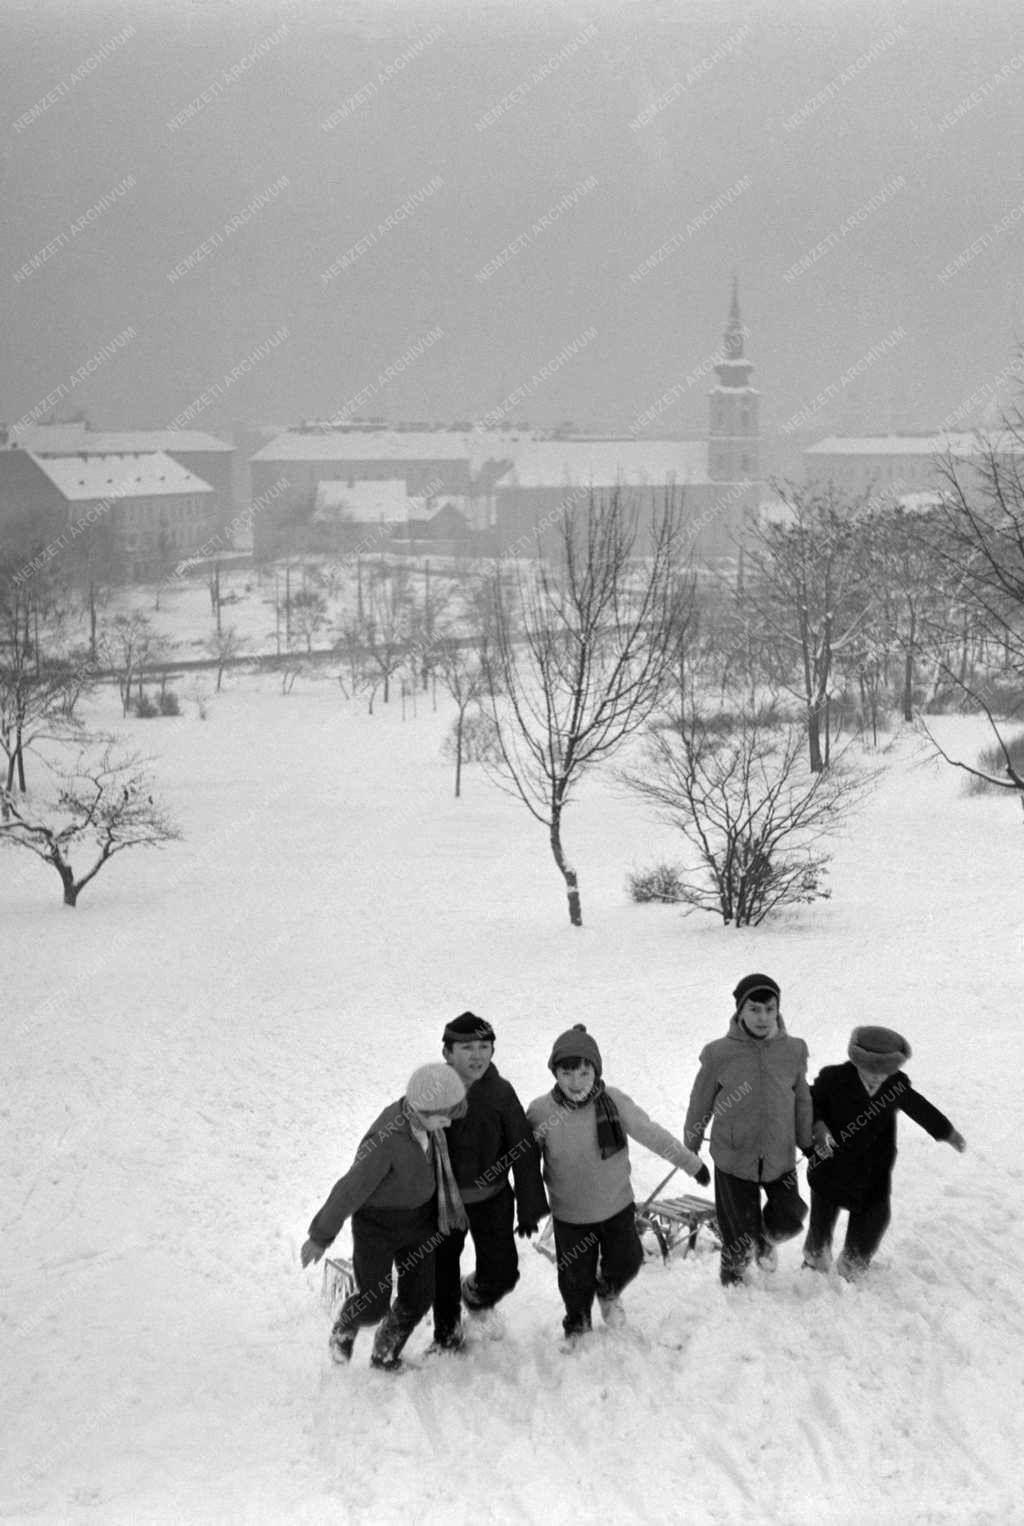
[803,1025,966,1280]
[300,1062,467,1370]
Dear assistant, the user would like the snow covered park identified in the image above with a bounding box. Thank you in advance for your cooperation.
[3,675,1023,1526]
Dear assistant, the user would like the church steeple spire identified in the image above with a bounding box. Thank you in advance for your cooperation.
[708,278,759,482]
[715,276,753,386]
[725,274,745,360]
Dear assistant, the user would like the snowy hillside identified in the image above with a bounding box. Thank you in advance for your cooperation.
[3,680,1022,1526]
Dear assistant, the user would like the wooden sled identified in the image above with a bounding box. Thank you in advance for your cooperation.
[635,1194,721,1261]
[321,1255,356,1315]
[534,1193,721,1267]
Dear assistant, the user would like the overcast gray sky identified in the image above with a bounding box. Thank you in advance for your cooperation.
[3,0,1023,445]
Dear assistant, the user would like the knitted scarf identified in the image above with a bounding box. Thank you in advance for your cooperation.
[430,1125,469,1234]
[552,1078,627,1159]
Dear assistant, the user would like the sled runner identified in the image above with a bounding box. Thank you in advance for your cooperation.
[635,1194,721,1261]
[321,1255,356,1314]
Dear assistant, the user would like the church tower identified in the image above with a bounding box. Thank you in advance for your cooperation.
[707,278,760,482]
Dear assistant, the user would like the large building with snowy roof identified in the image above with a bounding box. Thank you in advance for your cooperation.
[11,420,234,530]
[249,424,507,557]
[249,284,762,563]
[802,430,1024,503]
[0,447,217,582]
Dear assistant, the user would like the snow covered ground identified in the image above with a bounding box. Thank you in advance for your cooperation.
[3,677,1023,1526]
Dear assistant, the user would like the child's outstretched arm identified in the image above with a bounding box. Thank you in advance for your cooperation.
[898,1084,962,1149]
[613,1089,709,1181]
[300,1130,393,1266]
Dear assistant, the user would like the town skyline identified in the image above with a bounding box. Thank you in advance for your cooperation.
[4,0,1024,449]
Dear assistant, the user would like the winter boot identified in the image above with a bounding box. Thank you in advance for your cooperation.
[836,1250,869,1283]
[559,1312,592,1353]
[460,1274,487,1311]
[461,1275,504,1338]
[370,1306,417,1371]
[756,1241,778,1274]
[598,1294,628,1330]
[329,1320,358,1364]
[427,1320,465,1355]
[801,1245,832,1273]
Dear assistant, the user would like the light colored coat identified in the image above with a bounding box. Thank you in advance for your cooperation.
[527,1086,703,1225]
[684,1015,813,1183]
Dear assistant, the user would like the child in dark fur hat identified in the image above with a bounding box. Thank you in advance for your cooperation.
[527,1024,710,1342]
[803,1025,966,1281]
[684,974,813,1287]
[300,1062,467,1371]
[429,1011,548,1352]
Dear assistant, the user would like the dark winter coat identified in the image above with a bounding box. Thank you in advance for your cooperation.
[307,1098,437,1248]
[445,1063,548,1224]
[684,1014,813,1183]
[806,1062,954,1211]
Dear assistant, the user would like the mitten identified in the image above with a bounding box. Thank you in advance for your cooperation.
[945,1129,966,1153]
[516,1221,539,1239]
[300,1237,326,1268]
[694,1162,711,1188]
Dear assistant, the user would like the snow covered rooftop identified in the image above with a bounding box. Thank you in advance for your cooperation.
[495,438,710,489]
[252,430,478,464]
[312,479,411,525]
[31,451,215,502]
[805,432,1024,457]
[250,429,710,487]
[22,423,233,454]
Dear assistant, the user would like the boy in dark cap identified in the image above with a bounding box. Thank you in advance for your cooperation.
[528,1024,710,1343]
[430,1011,548,1352]
[300,1062,467,1371]
[803,1025,966,1280]
[684,974,813,1287]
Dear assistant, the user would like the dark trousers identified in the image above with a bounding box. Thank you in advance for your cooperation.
[552,1201,644,1336]
[333,1202,439,1335]
[432,1184,519,1338]
[715,1167,807,1286]
[804,1189,891,1273]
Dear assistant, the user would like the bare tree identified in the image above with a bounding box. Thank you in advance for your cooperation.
[861,503,951,722]
[435,635,488,797]
[333,621,377,709]
[922,427,1024,802]
[483,488,686,926]
[289,589,329,653]
[100,612,161,717]
[0,573,83,796]
[362,562,412,707]
[0,744,180,907]
[66,517,124,661]
[408,558,453,691]
[624,707,873,926]
[206,626,246,692]
[745,484,873,772]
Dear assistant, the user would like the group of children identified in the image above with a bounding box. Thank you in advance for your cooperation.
[299,976,966,1369]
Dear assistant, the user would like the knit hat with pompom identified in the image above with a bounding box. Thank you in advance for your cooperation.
[548,1023,602,1078]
